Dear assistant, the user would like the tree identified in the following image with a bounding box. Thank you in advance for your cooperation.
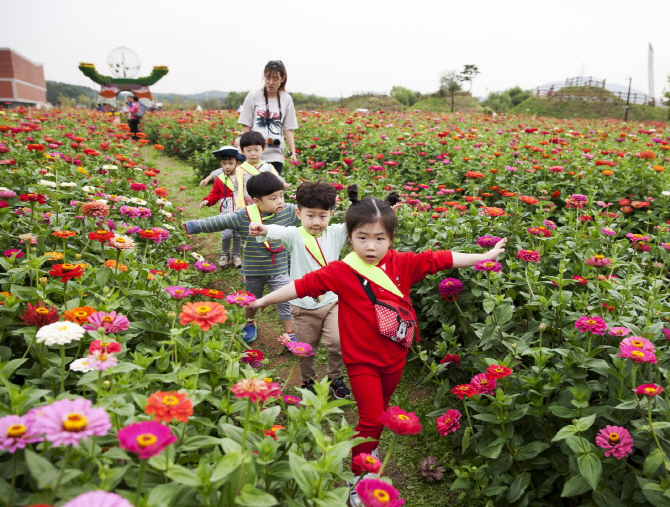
[201,97,222,110]
[439,71,462,96]
[481,86,531,113]
[459,65,480,92]
[390,86,421,107]
[222,91,248,111]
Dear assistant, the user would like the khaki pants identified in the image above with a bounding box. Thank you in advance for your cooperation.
[290,302,343,382]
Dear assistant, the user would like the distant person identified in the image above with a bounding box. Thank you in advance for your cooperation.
[96,104,104,112]
[127,96,141,140]
[200,135,245,187]
[238,60,298,176]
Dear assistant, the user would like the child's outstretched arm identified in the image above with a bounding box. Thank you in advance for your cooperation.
[248,282,297,309]
[451,238,507,268]
[182,211,242,235]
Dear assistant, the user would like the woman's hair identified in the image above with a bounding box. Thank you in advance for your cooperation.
[263,60,287,92]
[345,185,401,240]
[295,180,337,210]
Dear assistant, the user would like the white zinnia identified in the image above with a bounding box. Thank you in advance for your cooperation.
[191,252,205,262]
[128,197,147,205]
[162,223,175,230]
[36,321,85,346]
[159,209,172,218]
[60,182,77,187]
[102,164,118,170]
[39,179,56,188]
[69,358,94,373]
[82,186,96,193]
[662,191,670,197]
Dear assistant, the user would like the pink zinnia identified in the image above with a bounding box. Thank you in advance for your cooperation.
[282,395,301,405]
[118,421,177,459]
[474,260,502,272]
[471,373,497,395]
[83,311,130,333]
[620,336,655,352]
[574,315,607,335]
[194,260,217,272]
[584,255,612,267]
[63,490,133,507]
[438,278,463,298]
[165,286,194,299]
[608,327,631,337]
[601,227,616,236]
[595,425,634,459]
[286,341,315,357]
[516,249,541,262]
[225,290,257,306]
[4,249,23,259]
[661,243,670,251]
[618,344,657,363]
[626,233,650,242]
[31,398,111,447]
[86,350,118,371]
[0,414,43,453]
[636,384,664,397]
[352,453,382,474]
[379,406,422,435]
[231,378,282,403]
[436,409,462,436]
[476,236,502,248]
[130,183,147,191]
[355,478,405,507]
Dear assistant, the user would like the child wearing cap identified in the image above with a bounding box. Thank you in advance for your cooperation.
[200,146,244,268]
[199,135,245,188]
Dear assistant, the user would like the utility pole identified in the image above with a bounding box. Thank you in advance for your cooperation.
[624,78,632,121]
[451,88,455,113]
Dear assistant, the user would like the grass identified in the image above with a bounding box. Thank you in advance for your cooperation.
[412,95,484,114]
[149,148,464,506]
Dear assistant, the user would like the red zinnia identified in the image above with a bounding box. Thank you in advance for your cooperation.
[19,193,47,204]
[439,354,460,366]
[378,406,423,435]
[88,229,115,243]
[451,384,476,399]
[49,263,85,282]
[89,340,122,354]
[19,302,59,328]
[168,259,189,271]
[145,391,194,423]
[486,364,512,380]
[471,373,497,395]
[263,424,286,440]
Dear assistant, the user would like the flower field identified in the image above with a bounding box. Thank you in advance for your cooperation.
[0,106,669,506]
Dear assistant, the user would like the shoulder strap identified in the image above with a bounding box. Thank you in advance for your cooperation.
[341,252,404,298]
[298,227,327,267]
[217,173,234,192]
[240,161,261,175]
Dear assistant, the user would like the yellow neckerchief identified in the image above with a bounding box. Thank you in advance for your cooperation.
[298,226,327,267]
[341,252,404,298]
[234,161,279,209]
[217,172,234,192]
[245,204,284,264]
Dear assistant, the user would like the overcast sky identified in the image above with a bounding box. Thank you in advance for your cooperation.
[2,0,669,101]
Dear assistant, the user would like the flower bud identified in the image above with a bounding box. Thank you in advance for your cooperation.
[39,277,47,285]
[512,343,517,349]
[167,311,176,319]
[539,323,546,331]
[103,380,110,387]
[102,287,110,293]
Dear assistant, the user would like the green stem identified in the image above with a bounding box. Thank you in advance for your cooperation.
[284,357,299,391]
[135,459,148,506]
[378,434,398,476]
[192,331,205,392]
[50,445,72,503]
[240,399,252,451]
[8,452,17,507]
[60,345,66,395]
[462,401,480,453]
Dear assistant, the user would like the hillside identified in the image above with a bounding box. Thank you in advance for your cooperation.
[512,86,667,121]
[412,94,484,113]
[46,81,97,105]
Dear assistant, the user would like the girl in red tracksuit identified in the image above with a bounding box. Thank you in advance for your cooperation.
[250,185,507,485]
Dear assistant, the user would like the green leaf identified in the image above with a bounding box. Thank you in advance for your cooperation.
[577,453,602,490]
[480,441,504,459]
[25,449,58,489]
[506,472,531,503]
[483,485,508,496]
[179,435,223,452]
[1,359,27,379]
[96,267,113,288]
[561,475,592,497]
[211,452,244,483]
[614,400,638,410]
[494,303,513,324]
[574,414,596,432]
[638,477,670,507]
[313,488,350,507]
[462,426,473,453]
[473,413,500,423]
[235,484,278,506]
[644,448,665,477]
[551,424,577,441]
[483,298,495,314]
[289,453,318,497]
[167,464,203,487]
[547,405,579,418]
[515,441,550,461]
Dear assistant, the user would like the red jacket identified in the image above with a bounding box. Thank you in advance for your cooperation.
[295,249,453,375]
[203,175,234,212]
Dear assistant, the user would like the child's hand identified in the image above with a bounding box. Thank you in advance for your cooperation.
[199,176,212,188]
[283,182,290,189]
[199,200,208,209]
[181,223,188,234]
[248,297,268,310]
[486,238,507,259]
[391,201,404,212]
[248,222,267,237]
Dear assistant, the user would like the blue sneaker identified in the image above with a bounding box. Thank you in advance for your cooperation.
[242,323,257,343]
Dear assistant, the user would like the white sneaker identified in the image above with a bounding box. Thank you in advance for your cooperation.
[348,474,378,507]
[371,448,380,460]
[218,254,230,267]
[232,255,242,268]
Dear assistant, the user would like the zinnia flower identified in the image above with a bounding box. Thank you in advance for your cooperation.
[118,421,177,459]
[241,349,264,364]
[486,364,513,380]
[49,263,85,282]
[436,409,462,436]
[474,260,502,272]
[476,236,502,248]
[179,302,228,330]
[231,377,282,403]
[352,453,383,474]
[286,341,315,358]
[89,340,122,354]
[378,406,422,435]
[620,336,655,352]
[263,424,285,439]
[282,395,301,405]
[168,258,189,270]
[0,414,43,453]
[225,290,257,306]
[63,306,97,325]
[439,354,460,366]
[618,344,657,363]
[516,249,541,263]
[86,350,118,371]
[63,490,133,507]
[19,302,59,328]
[194,260,217,272]
[451,384,476,399]
[355,478,405,507]
[595,425,634,459]
[105,235,135,250]
[80,201,110,218]
[608,327,631,337]
[88,229,115,243]
[145,391,193,423]
[83,311,130,334]
[585,255,612,267]
[32,398,111,447]
[574,315,607,335]
[69,358,94,373]
[4,249,23,259]
[36,321,85,346]
[165,286,194,299]
[438,278,463,299]
[471,373,497,395]
[636,384,664,396]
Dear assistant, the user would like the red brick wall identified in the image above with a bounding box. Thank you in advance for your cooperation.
[0,50,46,102]
[16,81,45,102]
[0,52,14,79]
[0,81,13,98]
[11,51,45,88]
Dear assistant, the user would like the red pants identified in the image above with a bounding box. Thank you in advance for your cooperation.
[349,367,404,473]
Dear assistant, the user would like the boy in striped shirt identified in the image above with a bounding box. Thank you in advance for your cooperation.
[183,172,297,343]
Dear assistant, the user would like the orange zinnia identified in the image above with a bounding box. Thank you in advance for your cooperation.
[43,251,64,261]
[145,391,193,423]
[104,259,128,272]
[63,306,97,325]
[52,230,77,238]
[179,302,227,331]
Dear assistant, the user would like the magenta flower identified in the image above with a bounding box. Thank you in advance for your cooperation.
[436,409,462,436]
[83,311,130,333]
[663,327,670,341]
[476,236,502,248]
[601,227,616,236]
[626,233,650,243]
[608,327,631,337]
[0,414,43,453]
[118,421,177,459]
[661,243,670,251]
[620,336,655,352]
[571,194,588,202]
[618,344,657,363]
[86,350,118,371]
[355,477,405,507]
[471,373,497,395]
[63,490,133,507]
[635,384,664,396]
[3,249,23,259]
[474,260,502,272]
[516,249,541,262]
[225,290,257,306]
[286,341,315,358]
[194,260,217,272]
[584,255,612,267]
[282,395,302,405]
[31,398,111,447]
[165,286,194,299]
[595,425,634,459]
[438,278,464,298]
[574,315,607,335]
